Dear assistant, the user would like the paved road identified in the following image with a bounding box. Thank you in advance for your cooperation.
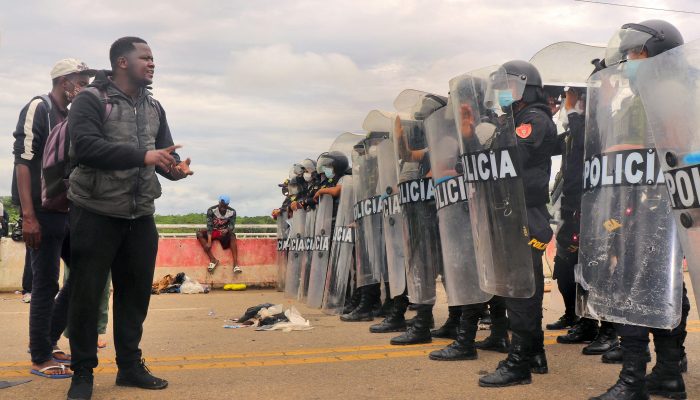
[1,279,698,399]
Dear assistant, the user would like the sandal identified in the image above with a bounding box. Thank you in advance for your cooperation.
[208,260,220,272]
[52,348,71,364]
[30,364,72,379]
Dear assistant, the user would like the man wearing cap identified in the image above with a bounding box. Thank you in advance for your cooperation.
[197,195,240,273]
[11,58,95,378]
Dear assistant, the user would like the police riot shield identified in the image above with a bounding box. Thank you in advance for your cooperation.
[575,56,683,329]
[306,194,333,308]
[529,41,605,88]
[391,90,444,305]
[425,102,492,306]
[330,132,365,166]
[275,213,289,292]
[284,209,306,299]
[352,133,389,288]
[637,41,700,316]
[298,208,316,301]
[448,66,535,298]
[365,110,407,298]
[321,175,356,314]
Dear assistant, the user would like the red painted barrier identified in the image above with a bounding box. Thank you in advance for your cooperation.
[156,237,276,268]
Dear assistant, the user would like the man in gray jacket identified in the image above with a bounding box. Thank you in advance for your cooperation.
[66,36,192,400]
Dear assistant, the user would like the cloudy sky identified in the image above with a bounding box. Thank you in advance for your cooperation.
[1,0,699,216]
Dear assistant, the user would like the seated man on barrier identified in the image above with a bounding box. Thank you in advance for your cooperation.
[197,195,241,273]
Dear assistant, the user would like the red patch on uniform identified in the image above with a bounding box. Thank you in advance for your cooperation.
[515,123,532,139]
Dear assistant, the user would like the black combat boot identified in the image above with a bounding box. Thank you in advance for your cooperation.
[475,314,510,353]
[583,322,619,355]
[374,282,394,318]
[478,333,532,387]
[530,331,548,374]
[431,306,461,339]
[340,286,374,322]
[370,295,408,333]
[546,313,578,330]
[645,337,687,399]
[590,350,649,400]
[557,318,598,344]
[429,309,478,361]
[390,304,433,345]
[342,286,361,315]
[603,345,651,364]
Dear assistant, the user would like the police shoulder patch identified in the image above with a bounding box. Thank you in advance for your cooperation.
[515,123,532,139]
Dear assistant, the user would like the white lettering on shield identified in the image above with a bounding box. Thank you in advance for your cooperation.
[583,148,664,190]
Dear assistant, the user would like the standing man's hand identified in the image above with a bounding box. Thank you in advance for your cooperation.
[23,214,41,249]
[172,158,194,179]
[145,144,181,172]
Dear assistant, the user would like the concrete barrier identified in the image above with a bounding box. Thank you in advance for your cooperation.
[0,237,278,292]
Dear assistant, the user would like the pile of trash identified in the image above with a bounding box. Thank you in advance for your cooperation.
[224,303,312,332]
[152,273,210,294]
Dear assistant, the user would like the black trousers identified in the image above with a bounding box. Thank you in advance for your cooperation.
[22,247,32,294]
[505,249,545,352]
[29,211,70,364]
[553,250,577,318]
[67,206,159,371]
[616,284,690,353]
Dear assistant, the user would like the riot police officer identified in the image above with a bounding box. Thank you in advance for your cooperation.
[586,20,690,400]
[473,60,557,387]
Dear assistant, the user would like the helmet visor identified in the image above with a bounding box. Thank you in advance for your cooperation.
[605,26,654,67]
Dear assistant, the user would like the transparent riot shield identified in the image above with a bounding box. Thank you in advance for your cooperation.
[637,40,700,319]
[298,208,316,301]
[449,66,535,298]
[529,41,605,88]
[306,194,333,308]
[330,132,365,166]
[575,59,682,329]
[368,110,407,298]
[284,209,306,299]
[352,133,388,288]
[275,213,289,292]
[391,90,445,304]
[425,102,492,306]
[322,175,356,314]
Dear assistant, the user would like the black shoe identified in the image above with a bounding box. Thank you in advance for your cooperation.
[646,370,687,399]
[391,304,432,345]
[475,335,510,353]
[546,314,578,330]
[370,316,406,333]
[645,337,687,399]
[530,352,548,374]
[374,297,393,318]
[431,306,461,339]
[67,370,94,400]
[590,352,649,400]
[340,308,373,322]
[479,334,531,388]
[340,286,375,322]
[603,346,651,364]
[406,315,435,329]
[557,319,598,344]
[115,359,168,390]
[342,287,361,314]
[583,325,619,355]
[429,341,477,361]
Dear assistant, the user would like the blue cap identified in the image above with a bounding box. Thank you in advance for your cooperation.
[218,195,230,204]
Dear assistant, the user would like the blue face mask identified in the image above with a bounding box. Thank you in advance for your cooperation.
[497,90,514,108]
[322,167,335,179]
[624,60,642,81]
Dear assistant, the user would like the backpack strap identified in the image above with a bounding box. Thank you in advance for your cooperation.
[82,87,112,123]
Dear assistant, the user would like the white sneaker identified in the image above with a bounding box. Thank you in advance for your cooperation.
[207,262,217,272]
[21,293,31,303]
[233,266,242,274]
